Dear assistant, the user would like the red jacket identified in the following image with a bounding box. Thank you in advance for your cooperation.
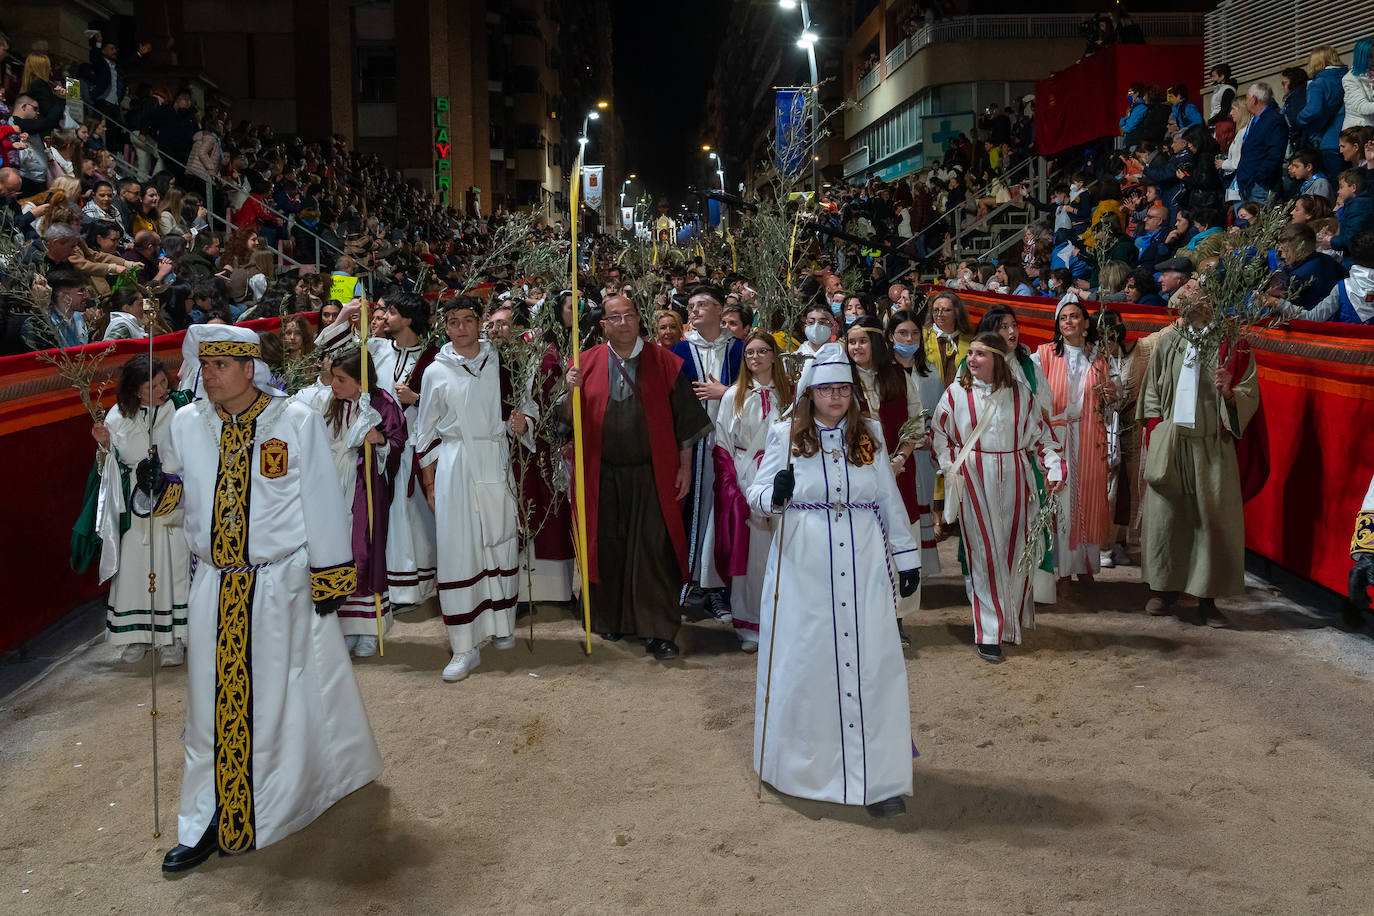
[231,193,282,230]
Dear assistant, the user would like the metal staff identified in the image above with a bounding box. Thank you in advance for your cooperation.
[569,145,593,655]
[144,294,162,838]
[359,297,386,655]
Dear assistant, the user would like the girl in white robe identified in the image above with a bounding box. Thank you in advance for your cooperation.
[747,343,921,818]
[713,332,790,651]
[416,300,528,683]
[93,356,190,664]
[933,334,1065,662]
[887,308,943,577]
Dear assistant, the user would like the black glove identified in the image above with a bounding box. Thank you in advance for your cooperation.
[771,467,795,508]
[314,597,344,617]
[1348,555,1374,610]
[899,569,920,598]
[135,452,166,496]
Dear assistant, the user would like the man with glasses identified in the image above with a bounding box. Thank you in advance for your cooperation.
[23,268,91,350]
[671,287,744,619]
[562,295,712,660]
[6,94,49,194]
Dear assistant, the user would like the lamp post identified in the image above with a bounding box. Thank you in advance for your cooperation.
[577,103,607,232]
[782,0,821,195]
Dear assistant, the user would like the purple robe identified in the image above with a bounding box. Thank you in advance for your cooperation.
[352,388,407,599]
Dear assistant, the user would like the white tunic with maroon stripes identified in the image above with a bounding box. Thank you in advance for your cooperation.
[414,341,518,654]
[747,417,920,807]
[933,378,1064,646]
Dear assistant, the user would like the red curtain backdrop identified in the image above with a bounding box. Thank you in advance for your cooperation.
[952,289,1374,599]
[1035,44,1205,156]
[0,317,285,654]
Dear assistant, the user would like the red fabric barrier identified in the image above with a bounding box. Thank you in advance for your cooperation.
[1034,44,1205,156]
[952,289,1374,596]
[0,317,286,654]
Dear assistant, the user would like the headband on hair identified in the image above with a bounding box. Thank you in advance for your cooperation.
[968,341,1004,355]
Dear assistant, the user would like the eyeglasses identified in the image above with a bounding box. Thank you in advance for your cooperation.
[813,384,852,397]
[603,313,637,324]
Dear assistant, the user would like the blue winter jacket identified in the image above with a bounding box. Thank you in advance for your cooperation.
[1172,101,1203,130]
[1297,66,1349,152]
[1333,189,1373,271]
[1120,100,1148,141]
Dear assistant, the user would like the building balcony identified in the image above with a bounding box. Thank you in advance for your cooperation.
[850,12,1205,101]
[845,12,1204,140]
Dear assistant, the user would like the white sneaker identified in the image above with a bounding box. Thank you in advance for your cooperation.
[492,635,516,650]
[159,642,185,667]
[442,648,481,682]
[1099,551,1115,569]
[740,638,759,654]
[120,644,149,663]
[352,635,378,657]
[1110,544,1130,567]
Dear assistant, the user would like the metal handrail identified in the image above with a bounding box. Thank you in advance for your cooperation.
[109,147,304,270]
[909,152,1043,241]
[96,107,353,271]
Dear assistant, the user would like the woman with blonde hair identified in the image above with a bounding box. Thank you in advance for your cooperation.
[22,176,82,234]
[1300,45,1353,180]
[712,331,792,651]
[653,308,683,348]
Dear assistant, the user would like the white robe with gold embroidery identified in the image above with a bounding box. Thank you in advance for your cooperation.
[163,395,381,852]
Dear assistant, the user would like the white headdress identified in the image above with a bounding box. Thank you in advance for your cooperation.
[179,324,286,399]
[794,341,854,403]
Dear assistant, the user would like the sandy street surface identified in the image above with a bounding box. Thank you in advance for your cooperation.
[3,542,1374,916]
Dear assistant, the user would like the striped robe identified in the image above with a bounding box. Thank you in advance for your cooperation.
[1033,342,1112,577]
[933,379,1064,646]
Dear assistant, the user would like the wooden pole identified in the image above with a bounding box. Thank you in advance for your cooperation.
[359,296,385,656]
[570,148,593,655]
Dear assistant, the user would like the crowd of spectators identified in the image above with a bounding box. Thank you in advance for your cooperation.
[823,42,1374,326]
[1,23,561,356]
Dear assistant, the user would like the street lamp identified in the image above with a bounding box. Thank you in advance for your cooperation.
[781,1,821,194]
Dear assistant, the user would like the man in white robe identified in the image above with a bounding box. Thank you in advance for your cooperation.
[415,298,529,682]
[142,325,381,873]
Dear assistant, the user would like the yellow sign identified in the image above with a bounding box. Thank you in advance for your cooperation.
[329,275,358,303]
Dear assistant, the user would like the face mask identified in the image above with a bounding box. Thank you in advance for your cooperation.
[829,299,842,315]
[804,323,831,347]
[844,314,859,326]
[893,341,921,359]
[1234,217,1249,229]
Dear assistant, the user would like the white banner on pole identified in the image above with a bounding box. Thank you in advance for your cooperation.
[580,165,604,211]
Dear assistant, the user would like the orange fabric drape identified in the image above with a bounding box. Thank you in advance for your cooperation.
[1037,343,1112,546]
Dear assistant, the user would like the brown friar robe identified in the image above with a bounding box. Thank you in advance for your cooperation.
[578,340,711,640]
[1137,327,1260,597]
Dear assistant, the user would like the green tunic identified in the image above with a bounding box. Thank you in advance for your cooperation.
[1136,328,1260,597]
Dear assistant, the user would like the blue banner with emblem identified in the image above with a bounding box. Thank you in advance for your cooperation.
[774,89,808,179]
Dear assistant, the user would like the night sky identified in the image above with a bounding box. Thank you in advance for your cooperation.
[607,0,733,206]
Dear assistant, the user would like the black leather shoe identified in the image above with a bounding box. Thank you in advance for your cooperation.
[897,619,911,647]
[162,820,218,874]
[976,643,1003,663]
[866,796,906,818]
[645,639,680,660]
[600,631,624,642]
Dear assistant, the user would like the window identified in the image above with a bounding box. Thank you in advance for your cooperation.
[357,44,397,103]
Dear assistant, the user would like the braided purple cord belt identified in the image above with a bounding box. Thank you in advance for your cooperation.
[784,501,897,604]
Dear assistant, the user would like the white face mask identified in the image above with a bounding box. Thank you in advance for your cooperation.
[805,323,832,347]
